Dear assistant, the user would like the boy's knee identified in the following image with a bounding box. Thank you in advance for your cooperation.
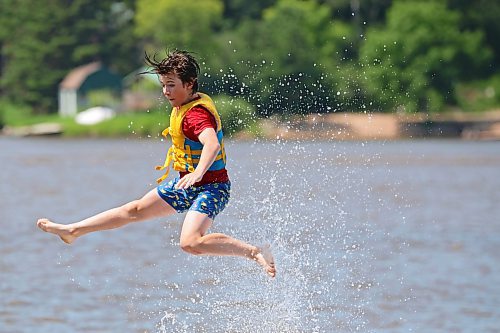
[122,200,142,218]
[180,238,202,255]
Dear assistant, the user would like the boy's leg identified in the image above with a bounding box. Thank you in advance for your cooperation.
[37,188,176,244]
[179,211,276,277]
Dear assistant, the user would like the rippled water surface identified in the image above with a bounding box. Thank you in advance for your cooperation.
[1,137,499,333]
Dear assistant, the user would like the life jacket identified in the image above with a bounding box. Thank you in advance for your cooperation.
[155,93,226,183]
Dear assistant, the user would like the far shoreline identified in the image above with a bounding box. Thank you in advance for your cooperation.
[2,110,500,141]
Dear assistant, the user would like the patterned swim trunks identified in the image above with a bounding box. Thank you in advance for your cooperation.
[157,178,231,219]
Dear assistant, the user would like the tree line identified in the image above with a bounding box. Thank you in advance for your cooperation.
[1,0,498,116]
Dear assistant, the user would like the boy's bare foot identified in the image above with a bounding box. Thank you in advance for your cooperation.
[37,218,76,244]
[253,245,276,278]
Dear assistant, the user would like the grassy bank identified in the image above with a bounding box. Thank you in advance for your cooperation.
[62,111,169,138]
[0,100,167,138]
[0,102,264,138]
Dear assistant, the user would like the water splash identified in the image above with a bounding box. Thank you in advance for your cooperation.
[152,139,382,332]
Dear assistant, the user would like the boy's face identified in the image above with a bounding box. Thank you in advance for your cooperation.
[159,72,194,107]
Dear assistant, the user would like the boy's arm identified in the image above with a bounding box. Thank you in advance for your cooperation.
[174,128,220,189]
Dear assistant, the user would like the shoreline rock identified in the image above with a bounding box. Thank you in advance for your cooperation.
[2,123,63,137]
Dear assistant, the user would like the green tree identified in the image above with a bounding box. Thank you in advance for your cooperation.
[221,0,276,28]
[135,0,224,59]
[360,1,491,113]
[449,0,500,71]
[320,0,392,35]
[0,0,68,112]
[0,0,140,113]
[215,0,355,115]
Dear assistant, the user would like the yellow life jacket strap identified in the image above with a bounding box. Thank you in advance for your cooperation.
[185,145,195,173]
[220,140,226,165]
[188,141,225,161]
[190,154,224,164]
[155,127,173,184]
[155,145,174,183]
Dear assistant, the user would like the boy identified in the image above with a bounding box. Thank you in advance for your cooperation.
[37,50,276,278]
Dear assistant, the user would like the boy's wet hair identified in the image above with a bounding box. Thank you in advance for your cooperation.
[143,49,200,92]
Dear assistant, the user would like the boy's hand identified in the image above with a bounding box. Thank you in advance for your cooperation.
[175,172,203,189]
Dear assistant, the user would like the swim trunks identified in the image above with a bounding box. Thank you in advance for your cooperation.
[157,177,231,219]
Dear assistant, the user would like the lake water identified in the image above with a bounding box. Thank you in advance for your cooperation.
[1,137,499,333]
